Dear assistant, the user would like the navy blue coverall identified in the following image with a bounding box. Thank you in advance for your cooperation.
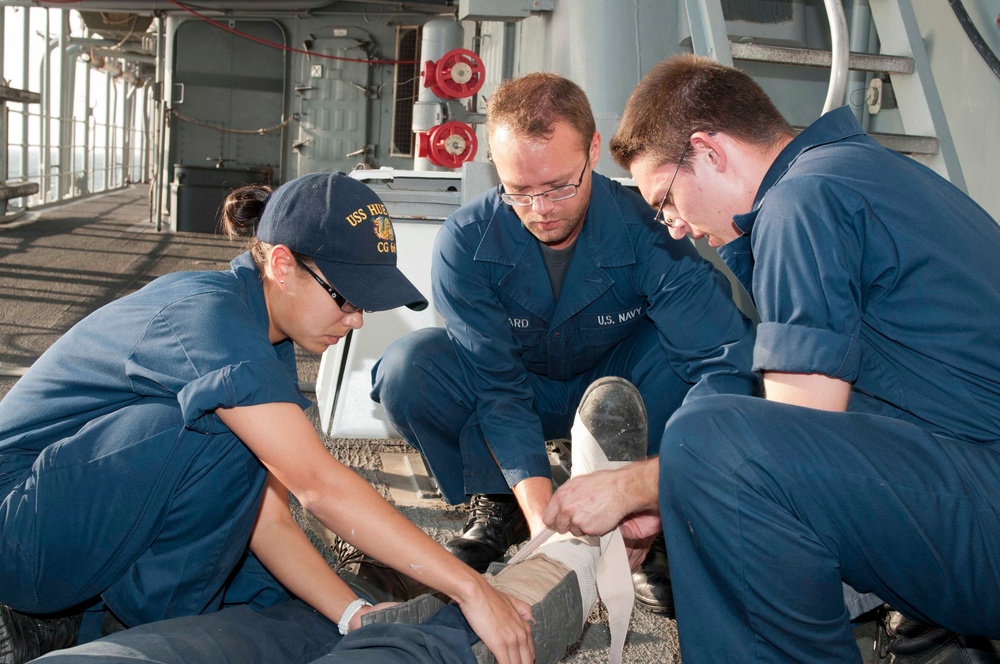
[0,253,307,628]
[658,107,1000,662]
[372,172,756,503]
[36,599,480,664]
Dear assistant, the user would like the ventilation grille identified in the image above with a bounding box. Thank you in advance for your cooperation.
[390,26,421,157]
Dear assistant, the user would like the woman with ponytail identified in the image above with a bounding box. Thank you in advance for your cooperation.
[0,173,533,664]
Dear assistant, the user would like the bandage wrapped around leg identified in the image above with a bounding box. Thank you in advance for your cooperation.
[364,378,647,664]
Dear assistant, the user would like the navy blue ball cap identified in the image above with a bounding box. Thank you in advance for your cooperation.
[257,172,428,312]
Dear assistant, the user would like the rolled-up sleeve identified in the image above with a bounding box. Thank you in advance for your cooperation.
[177,358,305,432]
[750,177,866,381]
[126,291,311,434]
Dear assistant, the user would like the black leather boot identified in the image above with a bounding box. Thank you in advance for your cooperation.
[443,493,530,573]
[333,538,442,603]
[1,603,82,664]
[632,533,676,618]
[887,612,1000,663]
[576,376,648,465]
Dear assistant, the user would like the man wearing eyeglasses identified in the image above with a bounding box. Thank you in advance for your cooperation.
[544,54,1000,662]
[372,72,756,616]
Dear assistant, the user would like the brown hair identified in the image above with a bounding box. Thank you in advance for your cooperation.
[219,183,320,275]
[610,54,793,170]
[219,183,273,269]
[486,72,595,152]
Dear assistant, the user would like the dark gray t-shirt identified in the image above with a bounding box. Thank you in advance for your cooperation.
[539,241,576,300]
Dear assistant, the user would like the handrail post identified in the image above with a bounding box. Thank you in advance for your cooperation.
[822,0,850,114]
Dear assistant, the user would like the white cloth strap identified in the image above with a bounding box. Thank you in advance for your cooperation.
[508,417,636,664]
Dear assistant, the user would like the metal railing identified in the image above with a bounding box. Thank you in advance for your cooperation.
[2,5,153,215]
[5,109,146,207]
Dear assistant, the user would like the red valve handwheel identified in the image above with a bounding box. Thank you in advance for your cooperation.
[420,121,478,168]
[426,48,485,99]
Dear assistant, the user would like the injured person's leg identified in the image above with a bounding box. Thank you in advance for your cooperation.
[353,549,592,664]
[491,375,646,663]
[359,376,647,664]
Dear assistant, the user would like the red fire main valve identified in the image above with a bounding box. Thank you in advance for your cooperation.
[417,121,478,169]
[422,48,485,99]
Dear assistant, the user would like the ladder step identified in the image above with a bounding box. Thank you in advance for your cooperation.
[0,85,41,105]
[731,41,913,75]
[793,126,937,155]
[867,131,938,155]
[0,181,40,201]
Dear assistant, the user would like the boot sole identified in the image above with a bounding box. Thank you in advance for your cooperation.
[634,594,676,618]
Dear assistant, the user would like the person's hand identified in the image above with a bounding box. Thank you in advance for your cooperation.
[542,468,632,536]
[349,601,399,633]
[620,511,662,571]
[623,533,654,572]
[619,510,661,541]
[457,581,534,664]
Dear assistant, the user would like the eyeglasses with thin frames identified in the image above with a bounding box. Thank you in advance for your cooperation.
[295,259,365,314]
[652,144,690,229]
[499,152,590,207]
